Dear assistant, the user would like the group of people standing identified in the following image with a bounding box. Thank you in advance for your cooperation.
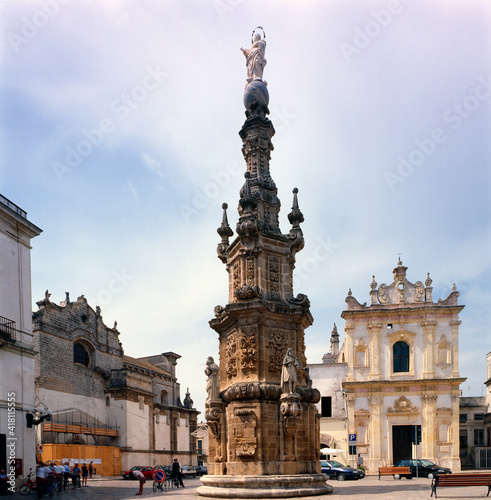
[35,460,93,497]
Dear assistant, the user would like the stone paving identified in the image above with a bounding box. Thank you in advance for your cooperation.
[8,473,488,499]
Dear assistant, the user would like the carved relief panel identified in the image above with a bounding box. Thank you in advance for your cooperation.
[233,407,257,458]
[268,255,280,300]
[226,332,238,379]
[268,329,288,373]
[239,327,257,376]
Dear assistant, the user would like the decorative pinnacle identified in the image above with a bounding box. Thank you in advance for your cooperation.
[217,203,233,241]
[288,187,304,227]
[239,172,257,213]
[370,275,378,290]
[425,272,433,287]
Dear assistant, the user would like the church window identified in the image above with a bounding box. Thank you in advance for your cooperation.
[393,341,409,372]
[73,343,90,366]
[321,396,332,417]
[460,414,468,423]
[475,413,485,421]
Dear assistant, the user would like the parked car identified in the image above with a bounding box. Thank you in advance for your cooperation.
[122,466,155,480]
[393,459,452,479]
[181,466,197,478]
[320,460,365,481]
[195,465,208,476]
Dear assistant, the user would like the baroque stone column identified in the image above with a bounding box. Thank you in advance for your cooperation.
[367,396,383,471]
[421,394,438,461]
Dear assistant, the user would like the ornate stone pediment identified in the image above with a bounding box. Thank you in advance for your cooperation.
[387,396,419,415]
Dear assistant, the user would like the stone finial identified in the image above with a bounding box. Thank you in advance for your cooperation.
[217,203,234,263]
[452,283,457,291]
[113,321,118,330]
[370,276,377,290]
[348,288,352,296]
[45,290,51,301]
[96,305,101,316]
[425,272,433,287]
[65,292,70,303]
[288,188,304,227]
[217,203,234,241]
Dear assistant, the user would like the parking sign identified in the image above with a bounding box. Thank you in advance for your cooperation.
[349,434,356,444]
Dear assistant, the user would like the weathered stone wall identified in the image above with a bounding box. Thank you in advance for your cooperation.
[33,296,124,398]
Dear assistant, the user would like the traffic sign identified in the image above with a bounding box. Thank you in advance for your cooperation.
[349,433,357,444]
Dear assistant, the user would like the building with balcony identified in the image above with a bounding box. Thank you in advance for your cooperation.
[0,195,42,481]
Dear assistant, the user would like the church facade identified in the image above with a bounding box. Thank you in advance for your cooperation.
[309,260,466,474]
[32,293,199,474]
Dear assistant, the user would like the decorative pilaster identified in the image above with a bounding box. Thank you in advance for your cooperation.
[421,320,437,378]
[449,320,461,378]
[421,394,438,461]
[367,396,383,470]
[367,322,382,380]
[345,322,355,381]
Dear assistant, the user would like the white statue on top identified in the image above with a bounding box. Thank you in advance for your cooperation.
[240,31,267,84]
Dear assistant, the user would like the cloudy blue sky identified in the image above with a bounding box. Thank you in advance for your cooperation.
[2,0,490,416]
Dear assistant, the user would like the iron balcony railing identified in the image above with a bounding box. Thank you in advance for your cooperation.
[0,316,17,342]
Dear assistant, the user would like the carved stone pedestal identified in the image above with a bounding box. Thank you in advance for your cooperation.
[197,474,333,498]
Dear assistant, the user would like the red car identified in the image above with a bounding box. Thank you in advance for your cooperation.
[122,466,155,480]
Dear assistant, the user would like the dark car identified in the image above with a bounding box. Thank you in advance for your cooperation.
[320,460,365,481]
[393,459,452,479]
[195,465,208,476]
[122,466,155,480]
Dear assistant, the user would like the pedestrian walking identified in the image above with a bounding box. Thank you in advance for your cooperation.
[172,458,185,488]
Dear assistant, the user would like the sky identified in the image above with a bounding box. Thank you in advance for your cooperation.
[1,0,490,417]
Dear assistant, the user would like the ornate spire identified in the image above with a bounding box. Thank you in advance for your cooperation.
[217,203,234,263]
[288,188,304,227]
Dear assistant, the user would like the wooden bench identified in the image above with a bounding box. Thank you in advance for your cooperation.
[378,466,411,480]
[431,473,491,498]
